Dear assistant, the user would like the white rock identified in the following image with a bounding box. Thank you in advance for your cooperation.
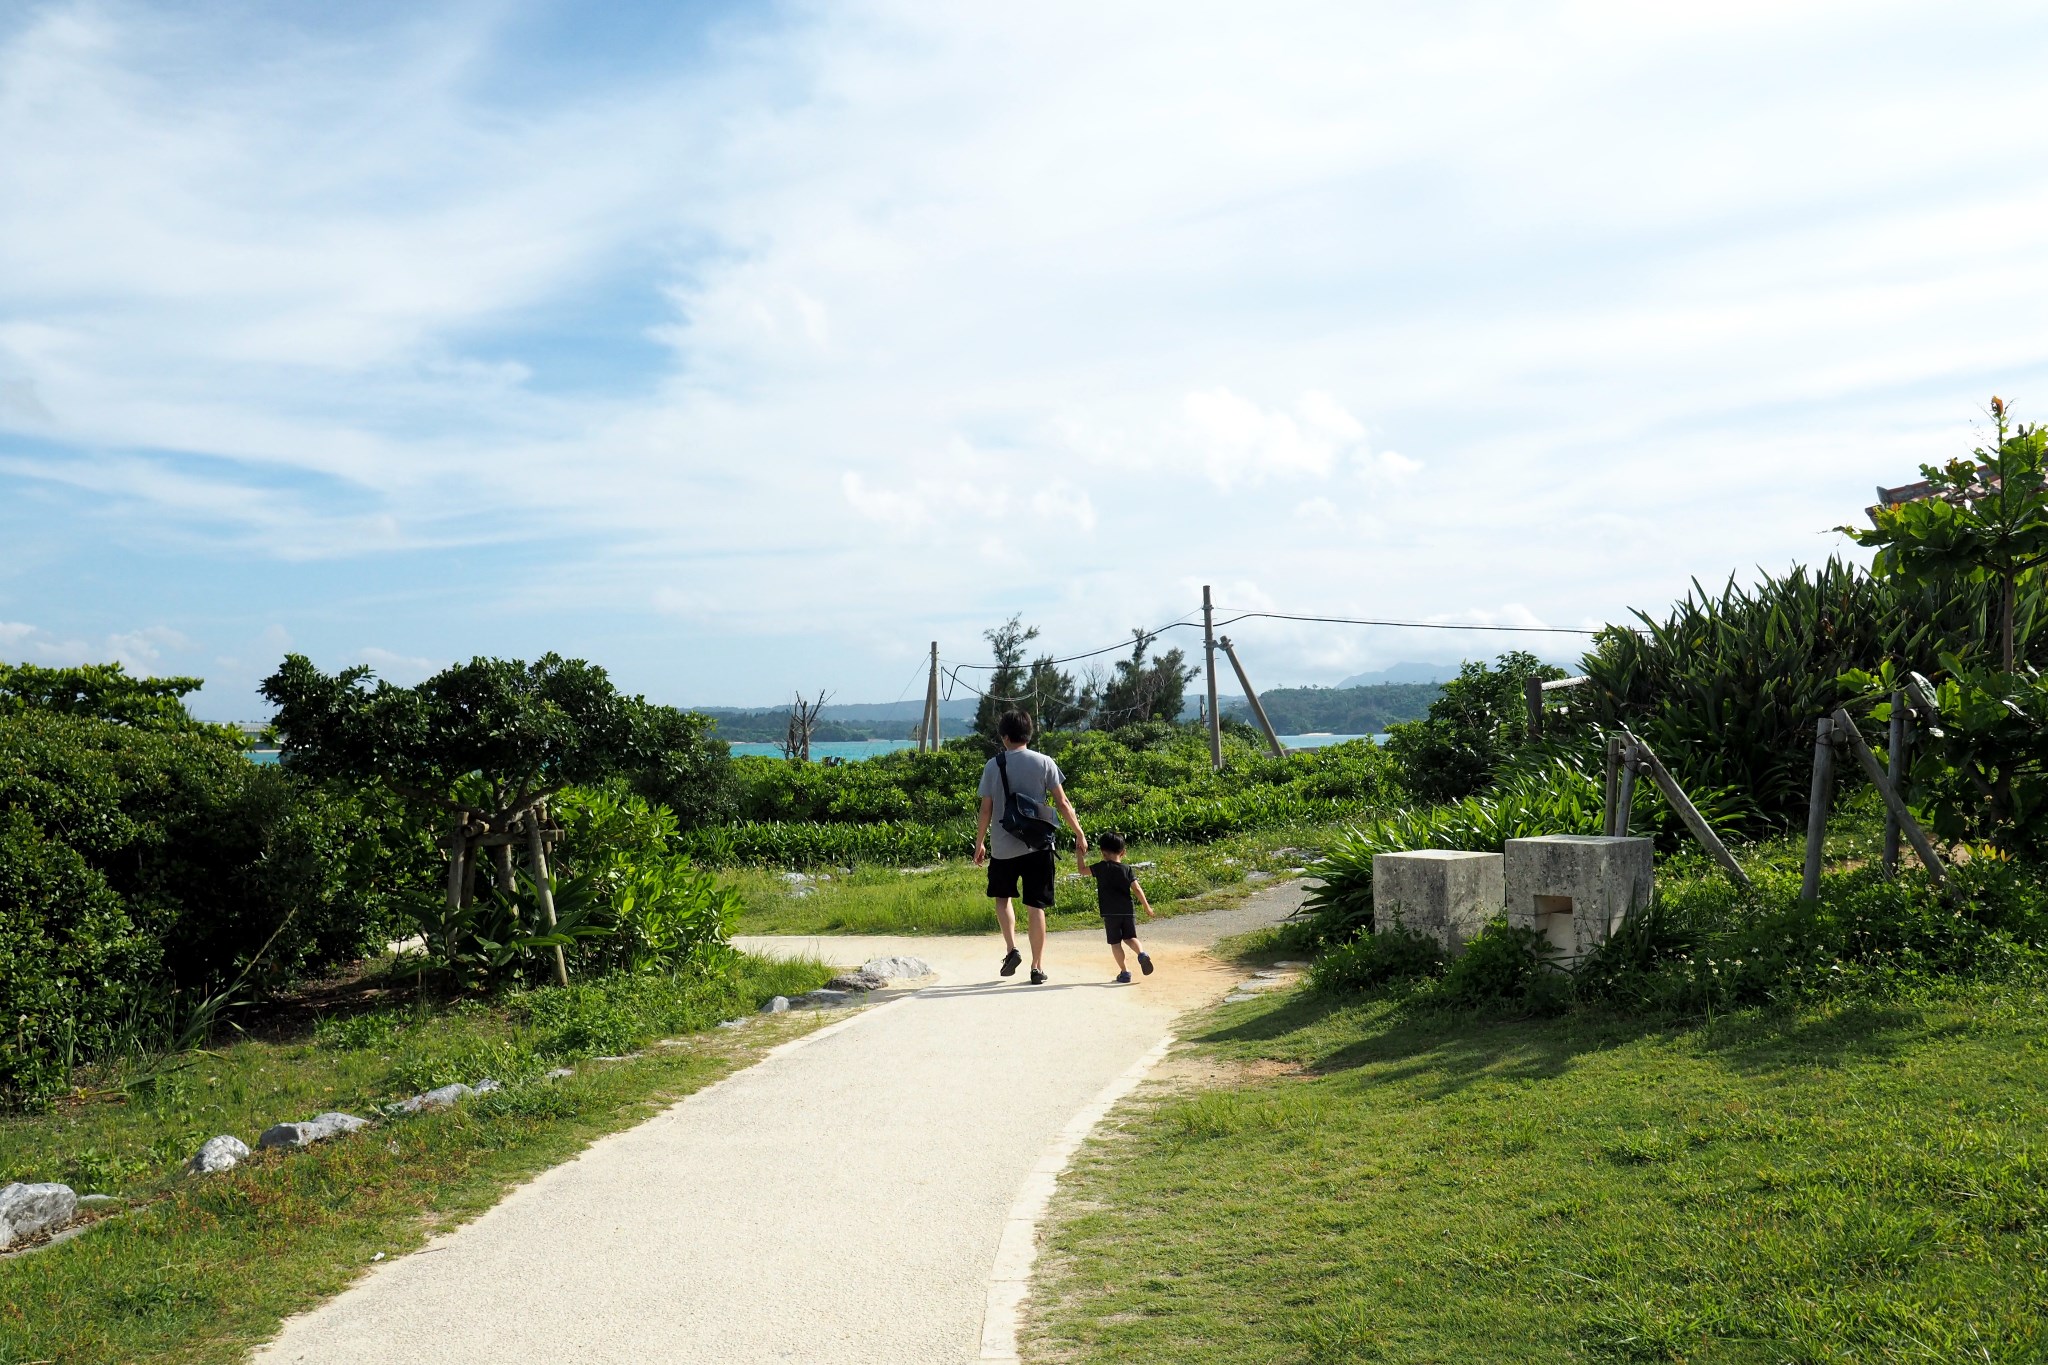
[780,872,813,884]
[1133,861,1158,869]
[0,1183,77,1250]
[545,1067,575,1079]
[716,1020,745,1030]
[1273,960,1311,970]
[760,996,791,1014]
[257,1112,368,1151]
[186,1135,251,1175]
[1245,870,1275,883]
[825,970,888,992]
[472,1078,502,1094]
[396,1084,473,1114]
[897,864,943,875]
[791,989,852,1009]
[861,955,937,981]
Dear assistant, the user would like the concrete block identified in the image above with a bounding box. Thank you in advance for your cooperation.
[1372,850,1504,953]
[1503,835,1654,964]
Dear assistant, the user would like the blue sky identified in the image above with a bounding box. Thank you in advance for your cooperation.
[5,0,2048,719]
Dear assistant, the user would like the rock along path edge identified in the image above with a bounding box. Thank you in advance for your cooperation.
[255,883,1306,1365]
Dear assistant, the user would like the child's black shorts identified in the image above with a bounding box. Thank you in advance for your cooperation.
[986,850,1056,909]
[1101,913,1138,944]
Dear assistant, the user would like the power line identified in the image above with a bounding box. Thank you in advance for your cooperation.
[943,614,1202,672]
[1211,609,1605,637]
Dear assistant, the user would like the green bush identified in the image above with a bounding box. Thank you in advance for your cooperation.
[1433,919,1565,1011]
[1308,926,1444,993]
[0,711,420,1106]
[1383,652,1568,802]
[1583,558,2042,834]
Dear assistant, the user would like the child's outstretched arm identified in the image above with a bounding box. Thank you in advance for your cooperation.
[1134,879,1154,918]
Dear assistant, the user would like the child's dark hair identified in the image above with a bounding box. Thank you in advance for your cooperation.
[998,710,1035,743]
[1098,832,1126,854]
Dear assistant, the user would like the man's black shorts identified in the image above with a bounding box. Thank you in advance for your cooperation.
[986,850,1056,910]
[1101,913,1138,944]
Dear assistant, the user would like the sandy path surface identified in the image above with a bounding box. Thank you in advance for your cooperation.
[255,883,1305,1365]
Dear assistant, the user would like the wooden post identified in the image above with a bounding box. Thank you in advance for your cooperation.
[1524,675,1545,741]
[526,810,569,987]
[1882,690,1905,876]
[1831,708,1947,890]
[1628,733,1751,891]
[1614,742,1638,837]
[1203,585,1222,771]
[1218,636,1285,758]
[1602,736,1621,836]
[1801,717,1835,901]
[444,813,468,913]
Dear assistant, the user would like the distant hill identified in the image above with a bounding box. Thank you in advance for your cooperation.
[695,696,977,743]
[1223,681,1441,735]
[1335,662,1465,688]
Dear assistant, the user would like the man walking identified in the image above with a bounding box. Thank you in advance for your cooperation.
[973,709,1086,985]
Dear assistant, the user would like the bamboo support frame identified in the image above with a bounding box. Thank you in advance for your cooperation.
[1830,708,1946,890]
[1626,732,1750,891]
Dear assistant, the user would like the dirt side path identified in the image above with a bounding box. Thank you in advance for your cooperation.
[255,882,1306,1365]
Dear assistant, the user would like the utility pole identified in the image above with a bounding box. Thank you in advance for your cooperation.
[924,641,941,751]
[1219,636,1285,758]
[1203,584,1222,770]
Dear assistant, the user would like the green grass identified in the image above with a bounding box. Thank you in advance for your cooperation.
[726,825,1332,935]
[0,953,833,1364]
[1027,977,2048,1363]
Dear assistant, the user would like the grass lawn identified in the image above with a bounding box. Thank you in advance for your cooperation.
[0,953,833,1364]
[1027,976,2048,1363]
[728,824,1334,935]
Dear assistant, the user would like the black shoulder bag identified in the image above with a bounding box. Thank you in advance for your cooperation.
[995,750,1059,851]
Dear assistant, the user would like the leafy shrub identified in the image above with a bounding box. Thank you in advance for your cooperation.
[1432,920,1565,1011]
[0,712,420,1106]
[1583,558,2041,834]
[1308,926,1444,993]
[1384,652,1569,802]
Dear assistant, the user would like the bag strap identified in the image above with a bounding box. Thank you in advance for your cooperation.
[996,748,1015,802]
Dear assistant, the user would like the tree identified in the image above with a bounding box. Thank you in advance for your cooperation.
[1023,655,1090,731]
[0,662,218,733]
[1384,651,1565,802]
[1093,630,1197,728]
[1843,397,2048,672]
[261,653,664,933]
[973,616,1039,742]
[780,690,829,763]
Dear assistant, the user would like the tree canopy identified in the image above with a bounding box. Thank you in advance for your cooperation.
[260,653,662,823]
[1843,397,2048,671]
[0,662,214,732]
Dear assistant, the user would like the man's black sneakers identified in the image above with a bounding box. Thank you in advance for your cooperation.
[1029,968,1048,985]
[1000,948,1022,977]
[1138,952,1155,975]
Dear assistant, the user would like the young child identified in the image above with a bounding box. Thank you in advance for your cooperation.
[1085,833,1155,983]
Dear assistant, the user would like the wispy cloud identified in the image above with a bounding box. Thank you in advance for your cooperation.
[5,0,2048,706]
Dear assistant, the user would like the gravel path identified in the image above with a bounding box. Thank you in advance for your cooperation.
[255,881,1307,1365]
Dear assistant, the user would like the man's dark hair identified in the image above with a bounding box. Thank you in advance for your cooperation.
[998,710,1035,744]
[1098,832,1126,854]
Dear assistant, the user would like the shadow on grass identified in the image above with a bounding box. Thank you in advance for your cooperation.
[1192,982,1960,1103]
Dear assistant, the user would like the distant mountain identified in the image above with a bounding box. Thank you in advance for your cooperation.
[1335,662,1466,688]
[1222,681,1441,735]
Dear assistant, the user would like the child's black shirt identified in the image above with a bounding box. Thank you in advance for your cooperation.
[1090,861,1138,916]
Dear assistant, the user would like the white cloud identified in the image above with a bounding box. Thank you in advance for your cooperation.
[357,647,441,684]
[6,0,2048,702]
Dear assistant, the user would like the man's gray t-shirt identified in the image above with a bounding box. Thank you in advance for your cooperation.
[978,747,1066,861]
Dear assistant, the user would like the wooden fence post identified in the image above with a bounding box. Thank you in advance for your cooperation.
[1801,717,1834,901]
[1627,733,1751,891]
[1613,741,1638,837]
[1830,708,1947,891]
[1602,735,1621,836]
[526,809,569,988]
[1882,690,1905,876]
[1524,675,1545,741]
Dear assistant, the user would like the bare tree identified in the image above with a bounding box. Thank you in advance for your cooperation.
[780,689,831,762]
